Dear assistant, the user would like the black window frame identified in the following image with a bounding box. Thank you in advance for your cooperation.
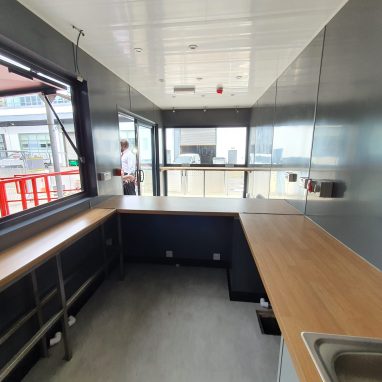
[117,108,160,196]
[162,125,250,197]
[0,46,96,230]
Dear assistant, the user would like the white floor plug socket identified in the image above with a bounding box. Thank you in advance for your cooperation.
[49,331,62,347]
[68,315,76,327]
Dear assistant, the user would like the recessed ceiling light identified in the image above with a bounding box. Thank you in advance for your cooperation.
[236,75,242,79]
[188,44,198,50]
[134,47,143,53]
[196,77,203,81]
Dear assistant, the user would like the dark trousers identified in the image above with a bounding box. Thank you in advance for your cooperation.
[123,181,136,195]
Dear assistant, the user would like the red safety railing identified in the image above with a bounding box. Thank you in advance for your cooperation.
[0,170,80,217]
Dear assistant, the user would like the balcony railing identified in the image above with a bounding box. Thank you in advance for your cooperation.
[161,166,255,198]
[0,170,81,217]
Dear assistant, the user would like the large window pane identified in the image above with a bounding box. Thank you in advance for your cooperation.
[166,127,247,165]
[0,59,83,218]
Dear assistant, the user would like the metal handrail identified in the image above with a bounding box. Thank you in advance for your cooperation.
[0,170,80,217]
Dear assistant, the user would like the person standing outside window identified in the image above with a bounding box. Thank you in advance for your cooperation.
[120,139,136,195]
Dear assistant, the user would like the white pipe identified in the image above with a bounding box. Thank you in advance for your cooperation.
[40,93,64,198]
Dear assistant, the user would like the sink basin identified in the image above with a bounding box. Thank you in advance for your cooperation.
[301,332,382,382]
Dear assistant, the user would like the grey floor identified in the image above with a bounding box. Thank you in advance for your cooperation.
[24,264,280,382]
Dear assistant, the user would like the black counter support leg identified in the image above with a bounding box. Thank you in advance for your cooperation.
[55,254,72,361]
[100,224,109,278]
[31,270,49,358]
[117,214,125,280]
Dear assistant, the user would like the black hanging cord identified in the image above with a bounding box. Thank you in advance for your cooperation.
[72,26,85,76]
[43,94,85,164]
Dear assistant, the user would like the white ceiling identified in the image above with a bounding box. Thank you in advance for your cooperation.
[18,0,347,109]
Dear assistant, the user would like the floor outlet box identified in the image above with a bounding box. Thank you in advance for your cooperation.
[213,253,221,261]
[165,250,173,258]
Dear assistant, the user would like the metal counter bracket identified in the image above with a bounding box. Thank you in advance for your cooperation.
[0,219,116,381]
[55,253,72,361]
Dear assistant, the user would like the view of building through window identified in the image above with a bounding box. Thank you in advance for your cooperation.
[166,127,246,165]
[0,86,82,217]
[165,127,247,198]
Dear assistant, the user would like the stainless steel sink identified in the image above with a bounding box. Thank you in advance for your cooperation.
[301,332,382,382]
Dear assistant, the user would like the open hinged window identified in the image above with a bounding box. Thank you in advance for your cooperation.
[0,53,88,219]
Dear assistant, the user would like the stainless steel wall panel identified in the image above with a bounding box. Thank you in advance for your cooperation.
[271,31,324,212]
[249,83,276,167]
[306,0,382,269]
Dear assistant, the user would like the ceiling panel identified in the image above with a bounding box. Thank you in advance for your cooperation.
[18,0,347,108]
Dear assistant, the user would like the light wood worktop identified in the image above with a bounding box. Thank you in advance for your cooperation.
[96,196,301,216]
[0,208,116,290]
[160,166,263,172]
[239,214,382,382]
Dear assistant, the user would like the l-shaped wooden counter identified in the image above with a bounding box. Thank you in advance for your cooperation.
[96,196,382,382]
[1,196,382,381]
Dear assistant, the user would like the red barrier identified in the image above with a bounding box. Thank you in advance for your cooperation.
[0,170,80,217]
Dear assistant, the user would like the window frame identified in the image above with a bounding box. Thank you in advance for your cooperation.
[162,125,250,198]
[0,46,96,229]
[163,125,249,168]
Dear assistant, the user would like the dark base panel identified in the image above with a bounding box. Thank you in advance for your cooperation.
[226,269,267,303]
[228,290,267,303]
[126,256,229,269]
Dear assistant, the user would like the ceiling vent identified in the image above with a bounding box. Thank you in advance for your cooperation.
[174,85,195,94]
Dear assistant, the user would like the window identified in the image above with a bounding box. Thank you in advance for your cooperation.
[164,127,247,198]
[0,134,6,159]
[165,127,247,165]
[0,55,84,219]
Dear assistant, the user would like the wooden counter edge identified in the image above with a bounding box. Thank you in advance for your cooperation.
[0,208,116,290]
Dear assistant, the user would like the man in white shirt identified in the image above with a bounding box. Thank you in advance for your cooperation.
[120,139,136,195]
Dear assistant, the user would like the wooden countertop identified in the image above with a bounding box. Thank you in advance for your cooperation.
[160,166,265,172]
[0,208,116,290]
[95,196,301,216]
[239,214,382,382]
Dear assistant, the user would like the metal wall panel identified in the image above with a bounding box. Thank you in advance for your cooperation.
[250,83,276,167]
[247,83,276,198]
[0,0,162,197]
[162,108,251,127]
[306,0,382,269]
[130,87,157,123]
[270,31,324,212]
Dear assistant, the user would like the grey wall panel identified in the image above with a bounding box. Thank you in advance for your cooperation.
[246,83,276,198]
[306,0,382,269]
[270,31,324,213]
[162,108,251,127]
[250,83,276,167]
[130,87,156,123]
[0,0,161,196]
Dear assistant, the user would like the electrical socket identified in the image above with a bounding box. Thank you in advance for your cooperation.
[106,238,113,246]
[165,250,173,258]
[213,253,221,261]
